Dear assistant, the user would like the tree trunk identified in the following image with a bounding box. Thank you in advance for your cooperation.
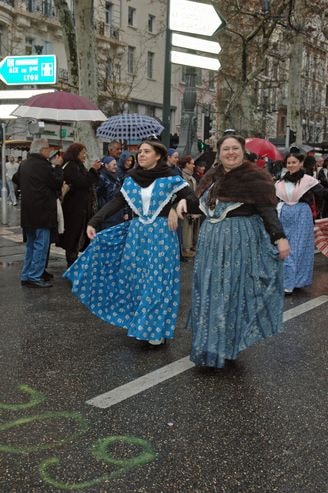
[74,0,102,161]
[53,0,79,90]
[287,36,303,145]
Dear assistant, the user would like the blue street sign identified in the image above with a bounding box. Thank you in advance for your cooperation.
[0,55,57,85]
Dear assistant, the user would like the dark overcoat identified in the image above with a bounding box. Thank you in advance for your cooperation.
[57,160,98,252]
[13,153,63,230]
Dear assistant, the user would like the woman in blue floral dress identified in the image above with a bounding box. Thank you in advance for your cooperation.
[177,135,290,368]
[65,140,195,345]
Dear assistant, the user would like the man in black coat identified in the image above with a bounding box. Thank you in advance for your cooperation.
[14,138,63,288]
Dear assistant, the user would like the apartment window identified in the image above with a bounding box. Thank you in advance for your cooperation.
[145,105,155,117]
[127,46,135,74]
[181,66,202,85]
[26,0,36,12]
[43,0,53,16]
[147,52,154,79]
[129,102,138,113]
[43,41,53,54]
[148,14,155,32]
[115,64,121,81]
[106,57,113,80]
[105,2,113,25]
[128,7,136,26]
[208,71,215,90]
[25,37,34,55]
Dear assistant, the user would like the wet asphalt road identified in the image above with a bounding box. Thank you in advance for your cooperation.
[0,207,327,493]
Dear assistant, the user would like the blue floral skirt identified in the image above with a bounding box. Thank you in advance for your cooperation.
[64,218,180,341]
[189,215,284,368]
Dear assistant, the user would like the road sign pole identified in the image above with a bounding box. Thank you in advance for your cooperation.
[162,1,172,148]
[1,122,8,225]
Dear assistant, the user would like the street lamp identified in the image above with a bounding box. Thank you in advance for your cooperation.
[1,122,8,225]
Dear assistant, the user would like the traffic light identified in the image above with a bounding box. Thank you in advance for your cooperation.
[198,139,209,152]
[289,129,296,144]
[203,115,211,140]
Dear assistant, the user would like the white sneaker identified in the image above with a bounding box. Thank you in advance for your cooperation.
[148,337,165,345]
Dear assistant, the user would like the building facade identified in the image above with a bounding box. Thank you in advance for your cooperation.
[0,0,217,148]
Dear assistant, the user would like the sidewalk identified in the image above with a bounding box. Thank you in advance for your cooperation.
[0,201,65,265]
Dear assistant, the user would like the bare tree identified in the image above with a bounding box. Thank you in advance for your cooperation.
[214,0,291,134]
[52,0,101,159]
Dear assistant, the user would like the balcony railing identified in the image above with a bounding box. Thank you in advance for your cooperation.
[97,21,120,41]
[0,0,15,6]
[24,0,55,17]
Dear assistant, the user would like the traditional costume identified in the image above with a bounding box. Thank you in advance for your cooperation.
[186,162,285,368]
[65,163,194,342]
[275,169,325,291]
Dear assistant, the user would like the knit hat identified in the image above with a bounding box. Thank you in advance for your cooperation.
[167,148,178,157]
[102,156,116,164]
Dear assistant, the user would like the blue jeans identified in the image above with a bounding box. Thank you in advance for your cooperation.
[21,228,51,281]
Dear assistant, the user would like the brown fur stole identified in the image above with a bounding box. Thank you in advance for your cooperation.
[196,161,277,208]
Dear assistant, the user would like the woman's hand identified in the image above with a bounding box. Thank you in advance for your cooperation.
[176,199,187,219]
[91,160,103,171]
[168,208,178,231]
[86,225,97,240]
[52,155,63,167]
[276,238,290,260]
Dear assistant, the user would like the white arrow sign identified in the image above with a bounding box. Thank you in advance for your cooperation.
[171,51,221,71]
[170,0,223,36]
[172,33,221,54]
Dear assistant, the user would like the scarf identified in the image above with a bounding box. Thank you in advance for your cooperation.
[127,161,173,188]
[281,169,304,184]
[275,173,319,205]
[196,161,277,208]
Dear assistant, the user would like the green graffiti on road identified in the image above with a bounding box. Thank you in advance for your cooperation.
[39,457,111,491]
[0,411,90,454]
[39,436,155,490]
[0,385,156,490]
[93,435,155,476]
[0,384,45,410]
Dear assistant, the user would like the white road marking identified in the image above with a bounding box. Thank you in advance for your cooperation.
[86,296,328,409]
[86,357,195,409]
[283,296,328,322]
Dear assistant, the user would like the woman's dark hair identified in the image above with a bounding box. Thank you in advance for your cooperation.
[139,140,168,162]
[178,155,193,169]
[285,152,305,164]
[323,158,328,168]
[217,134,246,154]
[62,143,86,163]
[303,155,316,169]
[246,151,258,162]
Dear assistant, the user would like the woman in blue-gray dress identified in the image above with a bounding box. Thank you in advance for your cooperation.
[65,140,195,346]
[275,152,328,294]
[177,135,290,368]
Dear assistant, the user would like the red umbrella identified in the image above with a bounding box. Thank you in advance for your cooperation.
[11,90,106,122]
[245,138,283,161]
